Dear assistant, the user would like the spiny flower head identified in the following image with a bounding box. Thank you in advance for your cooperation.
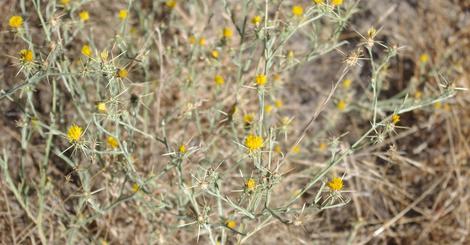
[67,124,83,143]
[211,50,219,59]
[226,220,237,229]
[342,79,352,90]
[97,102,107,113]
[118,9,128,21]
[331,0,344,6]
[327,177,343,191]
[419,53,429,63]
[313,0,324,4]
[79,11,90,22]
[179,144,187,154]
[132,183,140,193]
[391,114,400,124]
[292,5,304,16]
[81,44,92,57]
[274,99,283,108]
[117,68,129,78]
[223,27,233,39]
[291,145,301,154]
[243,113,254,124]
[166,0,176,8]
[251,15,262,26]
[9,16,23,28]
[337,100,346,111]
[245,134,263,152]
[255,74,267,86]
[198,37,206,46]
[60,0,70,5]
[214,75,225,85]
[264,104,273,114]
[107,136,119,149]
[19,49,34,62]
[245,178,256,191]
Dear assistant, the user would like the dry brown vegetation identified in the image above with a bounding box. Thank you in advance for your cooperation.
[1,0,469,244]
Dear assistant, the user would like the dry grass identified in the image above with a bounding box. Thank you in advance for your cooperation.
[0,0,469,244]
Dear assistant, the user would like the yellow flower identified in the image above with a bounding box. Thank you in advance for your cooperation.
[419,54,429,63]
[188,35,196,45]
[391,114,400,124]
[245,134,263,152]
[331,0,344,6]
[179,144,187,154]
[264,104,273,114]
[132,183,140,193]
[79,11,90,22]
[198,37,206,46]
[223,27,233,39]
[318,142,327,152]
[107,136,119,149]
[291,145,301,154]
[337,100,346,111]
[118,9,128,21]
[245,178,256,191]
[19,49,34,62]
[274,99,283,108]
[9,16,23,28]
[97,102,107,113]
[67,124,83,143]
[243,113,254,124]
[327,177,343,191]
[313,0,324,4]
[226,220,237,229]
[274,145,282,154]
[292,5,304,16]
[414,91,422,100]
[342,79,352,90]
[81,44,92,57]
[214,75,225,85]
[211,50,219,59]
[60,0,70,5]
[117,68,129,78]
[166,0,176,8]
[251,15,262,26]
[434,101,442,110]
[255,74,267,86]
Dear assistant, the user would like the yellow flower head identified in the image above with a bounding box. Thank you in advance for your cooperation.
[251,15,262,26]
[117,68,129,78]
[166,0,176,8]
[67,124,83,143]
[79,11,90,22]
[264,104,273,114]
[255,74,267,86]
[342,79,352,90]
[243,113,254,124]
[19,49,34,62]
[245,178,256,191]
[188,35,196,45]
[331,0,344,6]
[327,177,343,191]
[118,9,128,21]
[132,183,140,193]
[274,145,282,154]
[434,101,442,110]
[291,145,301,154]
[211,50,219,59]
[337,100,346,111]
[292,5,304,16]
[226,220,237,229]
[214,75,225,85]
[9,16,23,28]
[60,0,70,5]
[223,27,233,39]
[313,0,324,4]
[198,37,206,46]
[107,136,119,149]
[274,99,283,108]
[319,142,327,152]
[245,134,263,152]
[419,54,429,63]
[81,44,92,57]
[391,114,400,124]
[178,144,187,154]
[97,102,107,113]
